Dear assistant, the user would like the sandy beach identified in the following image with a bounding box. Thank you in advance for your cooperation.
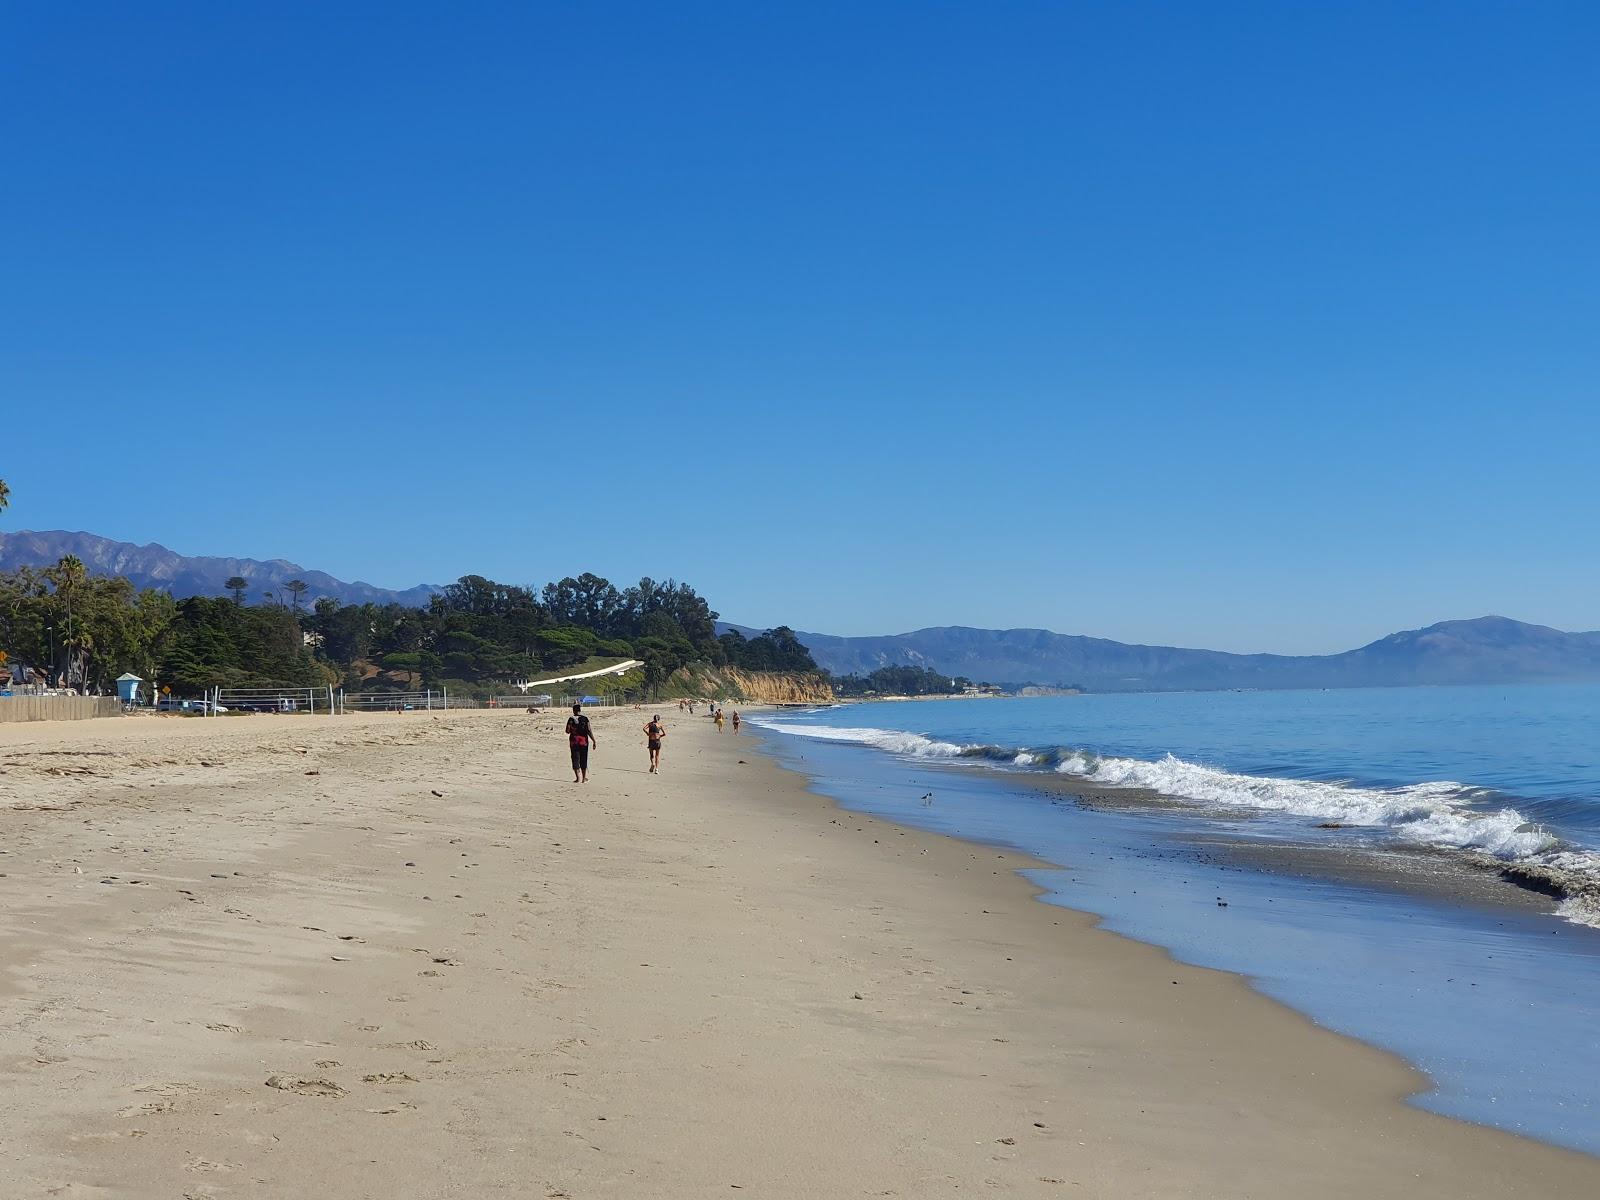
[2,707,1596,1198]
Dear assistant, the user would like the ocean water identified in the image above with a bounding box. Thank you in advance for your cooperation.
[747,684,1600,1156]
[757,685,1600,925]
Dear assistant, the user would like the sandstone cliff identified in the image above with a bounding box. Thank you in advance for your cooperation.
[666,662,834,704]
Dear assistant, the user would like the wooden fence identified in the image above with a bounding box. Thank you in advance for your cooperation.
[0,695,122,723]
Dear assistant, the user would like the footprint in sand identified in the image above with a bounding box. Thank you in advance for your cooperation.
[264,1075,346,1097]
[134,1082,199,1097]
[118,1100,173,1118]
[362,1072,419,1084]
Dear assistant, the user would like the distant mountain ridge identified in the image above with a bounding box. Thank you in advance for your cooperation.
[0,530,441,608]
[725,617,1600,692]
[7,531,1597,691]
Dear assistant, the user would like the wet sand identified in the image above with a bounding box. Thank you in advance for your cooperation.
[2,708,1597,1197]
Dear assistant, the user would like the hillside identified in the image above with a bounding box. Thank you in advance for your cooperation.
[0,531,440,608]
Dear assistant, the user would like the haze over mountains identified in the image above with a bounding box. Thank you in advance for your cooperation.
[6,531,1599,692]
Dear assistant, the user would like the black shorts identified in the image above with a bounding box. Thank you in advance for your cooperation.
[570,743,589,771]
[648,740,662,752]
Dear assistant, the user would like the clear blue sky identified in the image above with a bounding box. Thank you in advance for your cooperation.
[4,2,1597,653]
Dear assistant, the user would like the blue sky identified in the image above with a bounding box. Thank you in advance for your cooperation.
[3,2,1596,653]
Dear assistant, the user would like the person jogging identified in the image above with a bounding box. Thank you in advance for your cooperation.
[731,711,741,734]
[566,704,597,783]
[643,714,666,773]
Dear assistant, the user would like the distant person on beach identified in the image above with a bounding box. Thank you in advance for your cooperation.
[643,715,666,773]
[566,704,597,783]
[714,709,725,733]
[731,711,741,734]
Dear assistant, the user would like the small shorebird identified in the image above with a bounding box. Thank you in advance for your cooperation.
[920,792,934,806]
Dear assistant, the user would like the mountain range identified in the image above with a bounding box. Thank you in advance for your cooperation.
[0,530,441,609]
[766,618,1600,691]
[6,530,1598,692]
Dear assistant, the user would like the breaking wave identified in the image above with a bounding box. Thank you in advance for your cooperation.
[749,717,1600,927]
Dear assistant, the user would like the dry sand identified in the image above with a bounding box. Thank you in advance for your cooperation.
[1,707,1596,1198]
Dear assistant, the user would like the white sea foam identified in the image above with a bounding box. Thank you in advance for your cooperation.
[1061,751,1561,861]
[750,716,1600,922]
[749,721,969,759]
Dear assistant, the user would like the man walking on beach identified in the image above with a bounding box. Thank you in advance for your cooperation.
[566,704,596,783]
[643,714,666,773]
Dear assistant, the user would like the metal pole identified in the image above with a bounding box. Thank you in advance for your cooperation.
[442,685,448,711]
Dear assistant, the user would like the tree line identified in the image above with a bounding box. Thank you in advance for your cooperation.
[830,664,976,696]
[0,479,825,700]
[1,556,820,700]
[0,559,178,694]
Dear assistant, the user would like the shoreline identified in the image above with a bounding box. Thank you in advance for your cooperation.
[1028,768,1576,918]
[757,701,1594,925]
[751,712,1600,1156]
[2,709,1597,1195]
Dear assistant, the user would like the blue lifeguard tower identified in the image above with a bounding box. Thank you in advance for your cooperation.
[116,673,144,705]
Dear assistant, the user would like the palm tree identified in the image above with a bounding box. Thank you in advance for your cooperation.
[0,477,10,514]
[284,579,309,612]
[224,575,249,605]
[44,556,87,687]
